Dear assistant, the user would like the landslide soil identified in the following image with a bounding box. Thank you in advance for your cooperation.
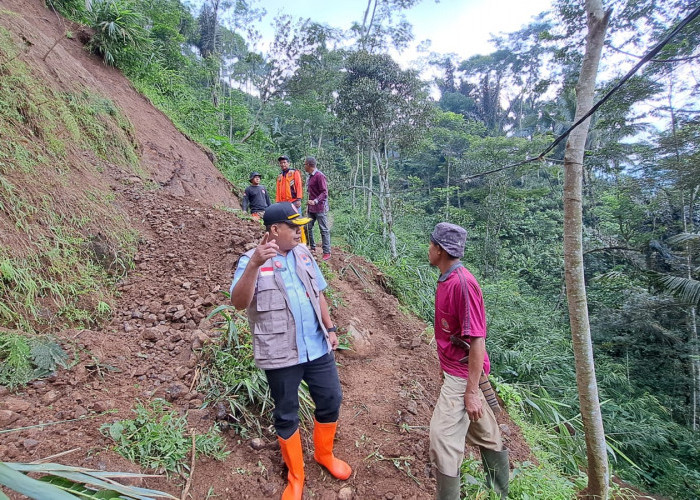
[0,187,531,500]
[0,1,532,499]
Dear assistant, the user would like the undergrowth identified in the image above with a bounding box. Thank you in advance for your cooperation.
[198,303,315,438]
[0,26,139,335]
[100,399,228,476]
[0,330,69,389]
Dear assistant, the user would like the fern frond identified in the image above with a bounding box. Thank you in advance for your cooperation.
[652,272,700,306]
[30,337,68,376]
[0,331,33,388]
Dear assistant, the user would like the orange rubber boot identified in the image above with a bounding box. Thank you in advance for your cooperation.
[278,430,304,500]
[313,419,352,480]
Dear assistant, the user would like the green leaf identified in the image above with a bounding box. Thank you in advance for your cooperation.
[0,463,79,500]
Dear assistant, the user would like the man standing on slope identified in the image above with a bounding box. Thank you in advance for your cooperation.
[304,157,332,261]
[276,155,303,211]
[427,222,509,499]
[230,202,351,500]
[242,171,271,219]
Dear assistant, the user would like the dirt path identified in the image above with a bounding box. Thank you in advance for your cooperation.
[0,174,530,499]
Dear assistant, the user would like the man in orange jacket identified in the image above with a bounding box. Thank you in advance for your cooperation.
[276,155,307,244]
[276,155,303,209]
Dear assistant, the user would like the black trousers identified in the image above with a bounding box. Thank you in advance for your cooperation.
[265,352,342,439]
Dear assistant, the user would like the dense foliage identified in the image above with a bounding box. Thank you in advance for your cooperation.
[37,0,700,497]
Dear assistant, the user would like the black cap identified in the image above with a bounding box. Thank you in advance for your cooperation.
[277,155,290,162]
[263,202,311,226]
[249,171,262,181]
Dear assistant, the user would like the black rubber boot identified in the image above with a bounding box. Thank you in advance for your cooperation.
[435,470,460,500]
[481,447,510,499]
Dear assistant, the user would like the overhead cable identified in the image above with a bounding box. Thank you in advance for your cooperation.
[462,5,700,182]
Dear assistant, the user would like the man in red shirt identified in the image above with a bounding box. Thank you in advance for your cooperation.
[428,222,509,499]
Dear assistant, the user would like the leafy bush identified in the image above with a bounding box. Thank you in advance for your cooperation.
[87,0,149,66]
[100,399,228,475]
[199,304,314,437]
[0,331,68,389]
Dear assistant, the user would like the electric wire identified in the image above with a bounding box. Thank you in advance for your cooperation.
[461,5,700,183]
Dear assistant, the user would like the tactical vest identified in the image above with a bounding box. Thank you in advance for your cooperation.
[243,245,330,370]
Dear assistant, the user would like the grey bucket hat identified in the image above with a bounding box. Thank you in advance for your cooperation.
[431,222,467,258]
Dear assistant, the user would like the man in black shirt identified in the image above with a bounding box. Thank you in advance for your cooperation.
[242,172,271,219]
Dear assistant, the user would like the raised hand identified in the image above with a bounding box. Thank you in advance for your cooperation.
[250,232,279,267]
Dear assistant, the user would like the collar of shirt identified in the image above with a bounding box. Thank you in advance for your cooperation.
[438,261,463,282]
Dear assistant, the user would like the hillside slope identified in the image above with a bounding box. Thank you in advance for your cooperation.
[0,1,529,499]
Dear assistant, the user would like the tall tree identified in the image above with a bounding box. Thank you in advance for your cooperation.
[336,51,432,258]
[562,1,611,498]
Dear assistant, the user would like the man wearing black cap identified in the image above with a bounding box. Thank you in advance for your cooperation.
[230,202,351,500]
[242,172,271,219]
[427,222,509,500]
[275,155,303,211]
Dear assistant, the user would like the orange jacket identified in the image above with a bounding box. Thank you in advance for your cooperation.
[276,169,303,203]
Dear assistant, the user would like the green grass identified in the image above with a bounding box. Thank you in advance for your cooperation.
[0,27,139,335]
[100,399,229,476]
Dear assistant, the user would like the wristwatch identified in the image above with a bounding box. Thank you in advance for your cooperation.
[327,325,338,333]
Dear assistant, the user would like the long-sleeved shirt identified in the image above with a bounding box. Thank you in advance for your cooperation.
[243,185,271,212]
[306,169,328,213]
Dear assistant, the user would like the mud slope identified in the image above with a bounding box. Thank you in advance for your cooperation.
[0,177,530,499]
[0,0,237,207]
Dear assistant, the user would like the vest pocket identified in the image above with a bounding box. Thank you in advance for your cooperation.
[253,319,291,359]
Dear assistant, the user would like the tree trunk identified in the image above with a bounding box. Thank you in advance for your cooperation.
[562,1,610,499]
[445,157,450,220]
[352,145,360,210]
[367,142,374,218]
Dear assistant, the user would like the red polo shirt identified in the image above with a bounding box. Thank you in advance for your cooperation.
[434,263,490,379]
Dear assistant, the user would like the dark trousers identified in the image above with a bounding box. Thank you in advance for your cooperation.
[308,211,331,254]
[265,352,342,439]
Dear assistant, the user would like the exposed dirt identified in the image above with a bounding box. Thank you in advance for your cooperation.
[0,1,534,499]
[0,178,531,499]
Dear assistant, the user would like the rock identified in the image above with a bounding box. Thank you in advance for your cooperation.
[176,366,191,379]
[0,385,9,397]
[3,397,30,413]
[22,438,40,450]
[132,364,150,377]
[92,400,114,412]
[260,482,277,497]
[165,382,188,402]
[74,406,88,418]
[405,399,418,415]
[191,330,210,350]
[346,324,372,356]
[41,390,62,405]
[499,424,512,436]
[250,438,266,450]
[338,487,354,500]
[142,328,158,342]
[0,410,20,427]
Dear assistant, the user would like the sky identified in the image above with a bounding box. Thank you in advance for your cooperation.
[253,0,555,64]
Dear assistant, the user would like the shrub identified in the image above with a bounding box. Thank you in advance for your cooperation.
[87,0,149,66]
[100,399,228,475]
